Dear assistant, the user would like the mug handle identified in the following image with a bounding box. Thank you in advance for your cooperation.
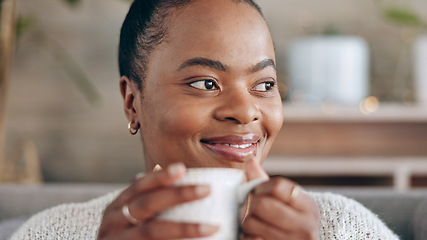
[238,178,268,205]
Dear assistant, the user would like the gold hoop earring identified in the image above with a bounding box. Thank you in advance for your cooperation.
[128,121,138,135]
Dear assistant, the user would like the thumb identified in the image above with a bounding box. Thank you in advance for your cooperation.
[244,155,269,181]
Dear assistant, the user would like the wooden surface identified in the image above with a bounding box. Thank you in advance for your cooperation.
[270,120,427,156]
[266,104,427,188]
[270,104,427,156]
[263,156,427,190]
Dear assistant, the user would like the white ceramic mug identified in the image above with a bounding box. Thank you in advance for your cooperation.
[156,168,267,240]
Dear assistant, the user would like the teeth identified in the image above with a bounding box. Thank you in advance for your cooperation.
[225,143,252,149]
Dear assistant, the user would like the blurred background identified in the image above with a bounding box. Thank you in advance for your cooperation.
[1,0,427,189]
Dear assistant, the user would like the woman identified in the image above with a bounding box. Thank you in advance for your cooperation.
[11,0,399,239]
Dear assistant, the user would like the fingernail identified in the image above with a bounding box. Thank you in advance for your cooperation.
[199,224,219,235]
[167,162,186,176]
[195,185,210,197]
[134,172,144,180]
[153,164,162,172]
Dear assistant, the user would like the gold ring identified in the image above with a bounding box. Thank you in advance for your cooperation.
[289,185,301,203]
[122,204,141,225]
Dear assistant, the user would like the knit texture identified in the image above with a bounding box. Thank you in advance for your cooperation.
[10,191,400,240]
[310,192,399,239]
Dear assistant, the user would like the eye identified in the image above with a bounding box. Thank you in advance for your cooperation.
[253,81,274,92]
[189,79,219,91]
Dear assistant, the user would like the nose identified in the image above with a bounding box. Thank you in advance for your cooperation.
[213,90,261,124]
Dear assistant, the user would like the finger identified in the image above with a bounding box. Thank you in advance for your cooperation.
[103,221,219,240]
[244,156,269,181]
[100,163,187,232]
[111,162,186,208]
[242,216,287,240]
[244,215,319,240]
[241,234,264,240]
[249,195,302,231]
[101,184,211,230]
[129,184,211,222]
[254,177,314,212]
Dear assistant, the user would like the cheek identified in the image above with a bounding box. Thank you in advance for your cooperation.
[263,98,284,138]
[160,106,205,138]
[139,82,205,141]
[139,98,208,166]
[144,99,207,143]
[258,98,283,164]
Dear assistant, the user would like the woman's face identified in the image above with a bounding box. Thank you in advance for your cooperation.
[125,0,284,170]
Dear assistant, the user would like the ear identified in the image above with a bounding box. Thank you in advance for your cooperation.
[120,76,140,130]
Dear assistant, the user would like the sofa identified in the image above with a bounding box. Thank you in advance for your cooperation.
[0,184,426,240]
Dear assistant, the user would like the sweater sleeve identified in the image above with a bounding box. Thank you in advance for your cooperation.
[8,191,118,240]
[308,192,400,240]
[9,190,399,240]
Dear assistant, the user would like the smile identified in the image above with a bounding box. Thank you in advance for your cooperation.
[200,134,260,162]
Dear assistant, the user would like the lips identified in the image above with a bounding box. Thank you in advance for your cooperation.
[200,134,260,162]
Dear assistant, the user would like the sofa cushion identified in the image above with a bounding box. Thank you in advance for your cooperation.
[0,183,122,220]
[308,187,427,240]
[0,217,28,240]
[414,198,427,240]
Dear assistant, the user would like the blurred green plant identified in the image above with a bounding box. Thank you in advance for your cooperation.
[372,0,427,102]
[62,0,82,8]
[16,15,34,38]
[321,25,341,36]
[31,30,102,105]
[9,0,101,105]
[374,0,427,30]
[383,7,426,28]
[2,0,136,105]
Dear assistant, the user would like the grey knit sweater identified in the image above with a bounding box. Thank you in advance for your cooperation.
[10,191,399,239]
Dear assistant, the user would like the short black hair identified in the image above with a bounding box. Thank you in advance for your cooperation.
[118,0,263,90]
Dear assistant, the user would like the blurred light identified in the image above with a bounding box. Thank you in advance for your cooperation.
[359,96,379,115]
[321,99,336,115]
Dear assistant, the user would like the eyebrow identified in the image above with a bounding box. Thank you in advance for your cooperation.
[176,57,276,73]
[176,57,227,72]
[249,59,276,73]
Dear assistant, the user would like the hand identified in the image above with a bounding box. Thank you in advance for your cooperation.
[97,163,219,240]
[241,159,320,240]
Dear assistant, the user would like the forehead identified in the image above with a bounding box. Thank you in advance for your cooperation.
[157,0,274,67]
